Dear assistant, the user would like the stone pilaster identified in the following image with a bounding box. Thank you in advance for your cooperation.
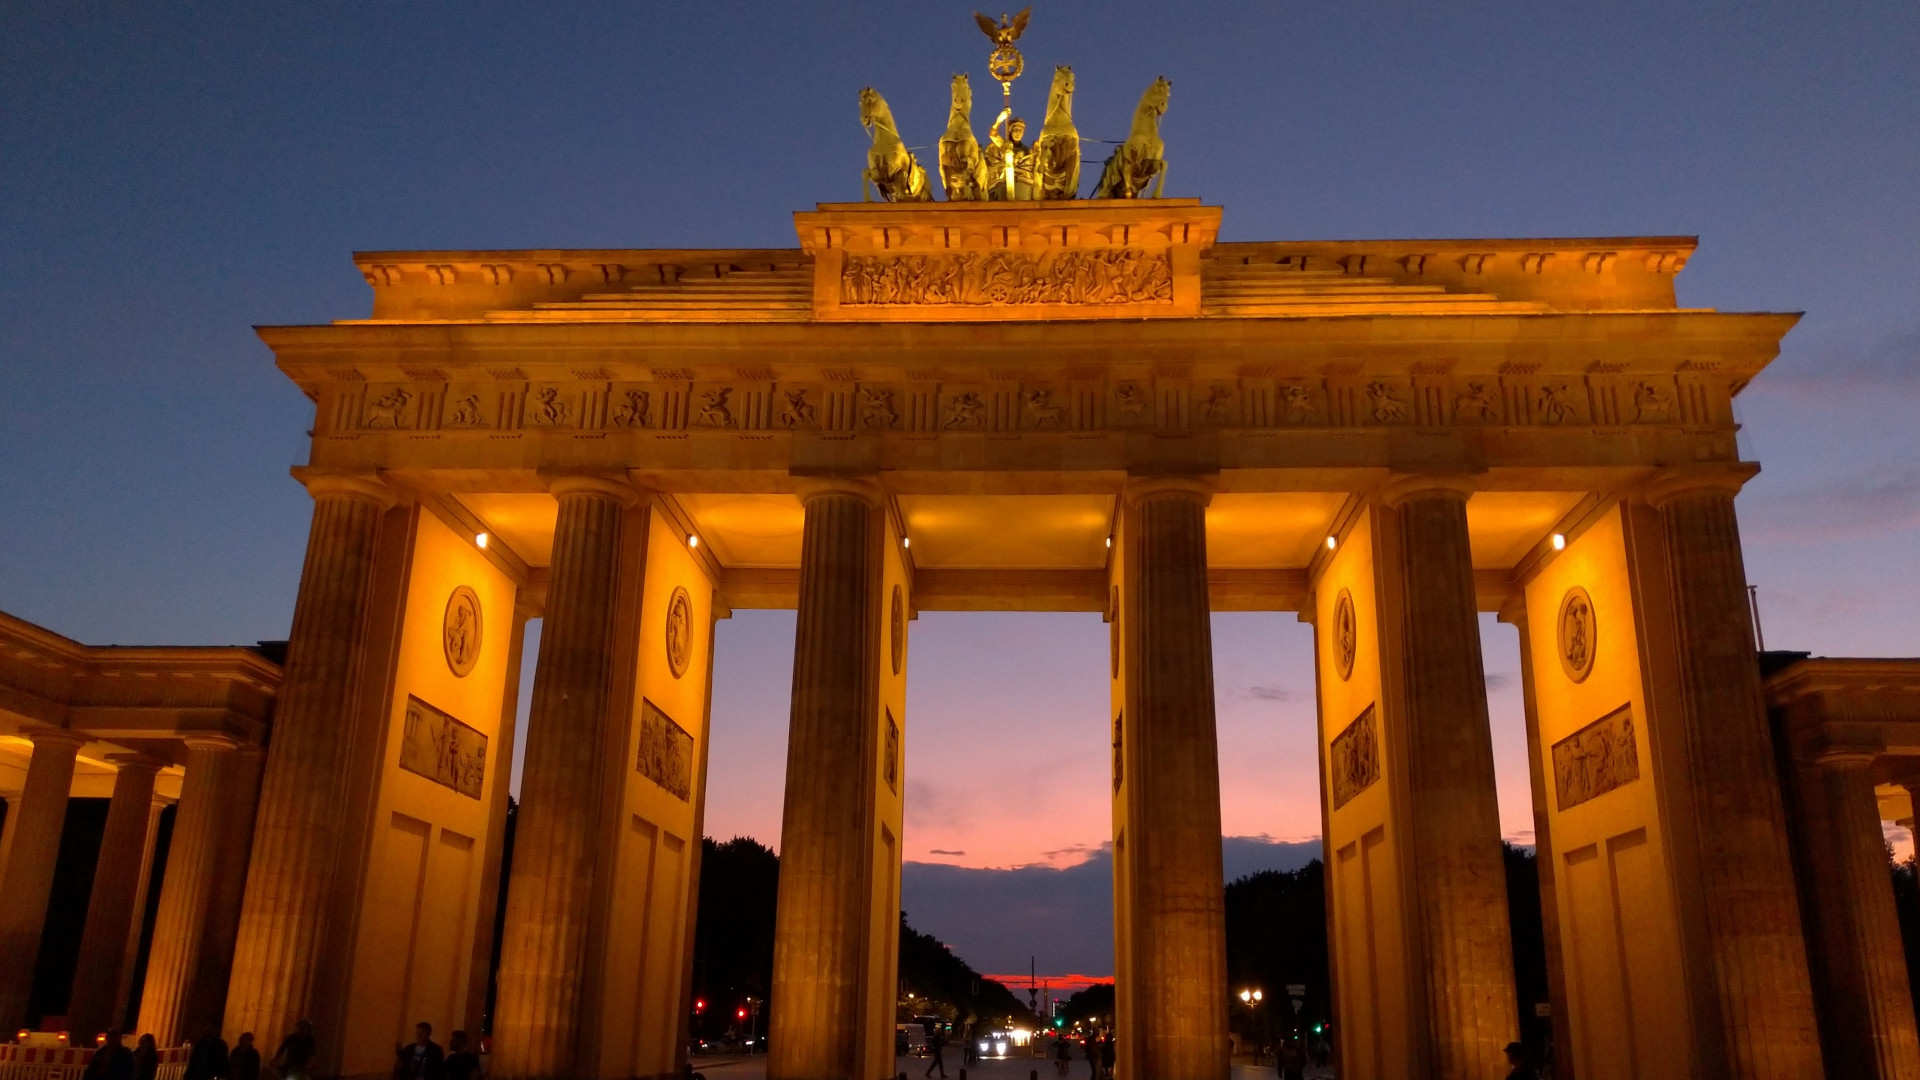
[1648,475,1821,1076]
[1788,748,1920,1080]
[493,476,638,1080]
[1117,476,1230,1080]
[139,736,242,1045]
[224,474,394,1046]
[769,479,884,1080]
[1378,475,1516,1078]
[67,754,162,1039]
[0,729,85,1031]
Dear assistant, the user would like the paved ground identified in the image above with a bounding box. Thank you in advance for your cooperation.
[690,1054,1334,1080]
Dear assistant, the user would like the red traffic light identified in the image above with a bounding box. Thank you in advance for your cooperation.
[694,999,706,1012]
[737,1008,748,1020]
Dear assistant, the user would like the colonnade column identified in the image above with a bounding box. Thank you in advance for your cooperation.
[67,754,162,1038]
[139,736,243,1045]
[1377,476,1517,1077]
[1646,475,1821,1075]
[224,473,394,1046]
[493,475,638,1080]
[769,479,889,1080]
[1782,747,1920,1079]
[1115,477,1229,1080]
[0,728,86,1031]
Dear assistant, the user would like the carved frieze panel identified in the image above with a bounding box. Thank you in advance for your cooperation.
[524,383,581,429]
[1629,377,1679,423]
[1329,704,1380,810]
[1275,381,1326,426]
[1022,385,1070,430]
[362,384,419,430]
[1110,381,1153,427]
[839,248,1174,308]
[693,385,739,429]
[443,586,482,677]
[1450,378,1504,424]
[1552,704,1640,811]
[856,385,899,430]
[608,385,655,429]
[637,698,693,801]
[443,387,497,429]
[1196,382,1240,427]
[774,385,820,430]
[399,695,487,799]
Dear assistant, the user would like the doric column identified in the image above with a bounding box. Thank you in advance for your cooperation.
[1117,476,1229,1080]
[1378,475,1516,1078]
[769,478,885,1080]
[224,474,394,1045]
[493,475,638,1080]
[0,728,85,1031]
[1648,475,1821,1075]
[67,754,162,1039]
[1789,747,1920,1079]
[114,790,173,1033]
[139,736,242,1045]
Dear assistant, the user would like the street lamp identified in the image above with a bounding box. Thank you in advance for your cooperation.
[1238,988,1263,1004]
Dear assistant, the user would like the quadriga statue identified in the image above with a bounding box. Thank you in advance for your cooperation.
[1093,76,1171,199]
[938,73,991,201]
[859,86,932,202]
[1033,65,1079,200]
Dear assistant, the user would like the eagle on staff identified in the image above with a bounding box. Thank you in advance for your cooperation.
[974,8,1031,53]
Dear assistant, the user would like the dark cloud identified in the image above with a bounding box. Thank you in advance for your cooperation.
[927,849,966,856]
[1246,684,1293,702]
[1742,467,1920,545]
[1484,672,1514,692]
[901,836,1321,976]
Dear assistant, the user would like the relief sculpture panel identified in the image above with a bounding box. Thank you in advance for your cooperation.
[638,698,694,801]
[399,695,487,799]
[1552,704,1640,811]
[1329,705,1380,810]
[840,248,1173,307]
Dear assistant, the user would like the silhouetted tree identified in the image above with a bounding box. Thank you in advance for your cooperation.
[1224,861,1330,1043]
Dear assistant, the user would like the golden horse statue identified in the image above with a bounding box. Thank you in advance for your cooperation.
[1034,65,1079,200]
[938,73,990,201]
[1093,76,1171,199]
[859,86,932,203]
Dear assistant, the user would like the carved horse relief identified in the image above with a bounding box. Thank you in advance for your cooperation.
[860,86,932,203]
[938,73,990,201]
[1093,76,1171,199]
[1034,65,1079,200]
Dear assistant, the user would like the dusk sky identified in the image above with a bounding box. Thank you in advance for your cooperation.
[4,4,1916,979]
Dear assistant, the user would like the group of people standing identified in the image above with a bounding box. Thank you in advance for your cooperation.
[81,1018,481,1080]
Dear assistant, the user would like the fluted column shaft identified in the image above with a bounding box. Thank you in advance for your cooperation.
[1383,483,1516,1078]
[224,480,390,1045]
[1793,753,1920,1080]
[0,729,85,1031]
[1122,480,1229,1080]
[769,486,881,1080]
[68,756,162,1038]
[1655,486,1821,1075]
[140,737,242,1045]
[494,480,634,1080]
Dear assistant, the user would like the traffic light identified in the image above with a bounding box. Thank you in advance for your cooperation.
[1052,1018,1064,1029]
[695,999,706,1013]
[737,1008,748,1020]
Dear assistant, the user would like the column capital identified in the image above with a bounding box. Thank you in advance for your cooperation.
[1637,464,1759,508]
[1122,474,1214,507]
[26,727,88,750]
[106,753,164,775]
[793,475,886,507]
[181,734,242,754]
[1376,472,1477,507]
[542,471,642,506]
[1813,744,1883,768]
[294,468,398,509]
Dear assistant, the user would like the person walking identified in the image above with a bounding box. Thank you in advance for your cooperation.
[1503,1041,1539,1080]
[393,1023,444,1080]
[442,1032,479,1080]
[1052,1036,1070,1076]
[85,1030,135,1080]
[1081,1037,1097,1080]
[132,1034,160,1080]
[271,1021,317,1080]
[1097,1037,1114,1080]
[184,1025,230,1080]
[923,1028,948,1079]
[1277,1039,1306,1080]
[228,1035,260,1080]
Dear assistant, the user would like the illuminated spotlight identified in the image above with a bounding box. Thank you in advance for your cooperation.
[475,532,489,549]
[903,536,911,549]
[1551,532,1567,551]
[1325,535,1338,551]
[688,534,699,549]
[1106,536,1113,548]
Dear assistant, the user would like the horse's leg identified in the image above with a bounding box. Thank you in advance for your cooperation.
[863,168,874,203]
[1153,162,1167,199]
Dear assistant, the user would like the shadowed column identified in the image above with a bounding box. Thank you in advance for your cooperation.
[223,474,393,1046]
[139,736,242,1045]
[1651,476,1822,1076]
[769,479,883,1080]
[1121,477,1229,1080]
[0,728,85,1032]
[1379,476,1516,1078]
[493,476,637,1080]
[67,754,162,1039]
[1787,748,1920,1080]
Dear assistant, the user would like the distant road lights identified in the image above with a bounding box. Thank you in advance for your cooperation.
[475,532,489,549]
[1551,532,1567,550]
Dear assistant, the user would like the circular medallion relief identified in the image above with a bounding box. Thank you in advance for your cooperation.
[665,586,693,679]
[1332,589,1357,682]
[1558,586,1597,683]
[443,586,482,678]
[890,585,905,676]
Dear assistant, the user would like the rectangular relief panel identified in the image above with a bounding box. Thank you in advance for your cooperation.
[637,698,694,801]
[1552,704,1641,811]
[399,696,488,799]
[1330,705,1381,810]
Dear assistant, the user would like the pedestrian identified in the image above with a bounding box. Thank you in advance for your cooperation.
[1503,1041,1538,1080]
[1098,1037,1113,1080]
[85,1029,135,1080]
[1082,1037,1097,1080]
[1052,1036,1070,1076]
[271,1020,317,1080]
[1278,1039,1306,1080]
[229,1034,260,1080]
[133,1034,160,1080]
[442,1032,478,1080]
[184,1024,230,1080]
[393,1023,444,1080]
[923,1027,947,1079]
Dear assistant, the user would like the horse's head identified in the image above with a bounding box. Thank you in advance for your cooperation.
[859,86,885,132]
[1053,65,1075,97]
[1141,76,1172,118]
[950,73,972,114]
